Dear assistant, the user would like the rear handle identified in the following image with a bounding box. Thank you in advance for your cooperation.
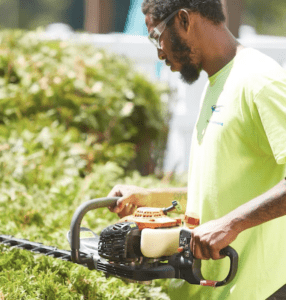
[214,246,239,287]
[179,229,238,287]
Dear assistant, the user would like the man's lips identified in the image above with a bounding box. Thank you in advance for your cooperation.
[166,61,178,72]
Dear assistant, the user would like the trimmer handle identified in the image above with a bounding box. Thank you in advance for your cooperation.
[70,197,119,264]
[215,246,239,286]
[178,229,239,287]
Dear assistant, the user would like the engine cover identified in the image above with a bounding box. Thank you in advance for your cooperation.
[98,222,142,262]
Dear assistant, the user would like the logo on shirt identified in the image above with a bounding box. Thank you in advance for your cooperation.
[211,105,224,113]
[207,120,224,126]
[208,105,224,126]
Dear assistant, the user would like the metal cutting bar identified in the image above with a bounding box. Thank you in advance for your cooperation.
[0,234,89,266]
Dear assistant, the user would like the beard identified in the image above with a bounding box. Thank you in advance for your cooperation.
[169,26,201,84]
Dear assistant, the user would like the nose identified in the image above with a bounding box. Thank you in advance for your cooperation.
[157,48,166,61]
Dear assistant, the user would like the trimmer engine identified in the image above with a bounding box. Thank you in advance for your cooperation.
[98,201,187,265]
[98,222,142,262]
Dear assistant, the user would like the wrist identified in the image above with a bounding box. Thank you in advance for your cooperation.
[223,213,246,234]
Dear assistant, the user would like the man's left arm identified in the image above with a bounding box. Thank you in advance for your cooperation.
[191,178,286,260]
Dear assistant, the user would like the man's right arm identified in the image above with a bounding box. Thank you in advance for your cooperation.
[108,185,187,218]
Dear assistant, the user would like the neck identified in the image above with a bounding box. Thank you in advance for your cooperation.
[198,23,244,77]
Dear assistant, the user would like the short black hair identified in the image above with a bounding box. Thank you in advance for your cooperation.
[142,0,226,25]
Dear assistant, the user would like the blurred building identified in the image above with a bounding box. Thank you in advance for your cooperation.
[85,0,243,37]
[0,0,243,37]
[85,0,130,33]
[0,0,130,33]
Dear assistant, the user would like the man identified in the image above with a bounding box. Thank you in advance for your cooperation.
[108,0,286,299]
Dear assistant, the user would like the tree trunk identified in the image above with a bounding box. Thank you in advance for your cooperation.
[222,0,244,38]
[84,0,115,33]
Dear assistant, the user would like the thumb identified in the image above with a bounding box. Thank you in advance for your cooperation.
[113,196,131,213]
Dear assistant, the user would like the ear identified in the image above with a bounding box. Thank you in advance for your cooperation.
[177,9,191,32]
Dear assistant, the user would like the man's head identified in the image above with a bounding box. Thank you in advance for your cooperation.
[142,0,225,27]
[142,0,226,84]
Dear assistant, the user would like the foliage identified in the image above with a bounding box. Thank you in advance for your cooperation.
[243,0,286,36]
[0,0,82,30]
[0,116,177,298]
[0,29,171,175]
[0,28,183,299]
[0,246,170,300]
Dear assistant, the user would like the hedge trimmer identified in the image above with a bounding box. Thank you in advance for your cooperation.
[0,197,238,287]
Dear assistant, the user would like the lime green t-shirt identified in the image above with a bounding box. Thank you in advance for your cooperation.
[169,48,286,300]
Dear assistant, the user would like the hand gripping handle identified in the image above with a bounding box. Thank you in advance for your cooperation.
[197,246,238,287]
[179,229,238,287]
[70,197,119,264]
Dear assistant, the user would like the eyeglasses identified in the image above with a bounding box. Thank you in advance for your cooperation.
[148,9,187,49]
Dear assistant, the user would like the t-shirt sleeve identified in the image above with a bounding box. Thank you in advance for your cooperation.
[254,80,286,164]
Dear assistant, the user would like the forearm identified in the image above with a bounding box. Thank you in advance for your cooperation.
[147,187,188,212]
[108,184,187,217]
[191,178,286,260]
[225,178,286,233]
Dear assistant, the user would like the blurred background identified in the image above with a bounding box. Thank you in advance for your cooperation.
[1,0,286,37]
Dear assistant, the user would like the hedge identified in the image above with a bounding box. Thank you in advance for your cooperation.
[0,29,171,176]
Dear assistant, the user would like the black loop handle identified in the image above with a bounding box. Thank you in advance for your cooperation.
[194,245,238,287]
[70,197,119,264]
[215,246,239,286]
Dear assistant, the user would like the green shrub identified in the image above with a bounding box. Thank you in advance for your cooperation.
[0,129,175,299]
[0,29,171,175]
[0,112,180,298]
[0,29,183,299]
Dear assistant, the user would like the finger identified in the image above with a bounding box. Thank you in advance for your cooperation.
[118,203,135,218]
[114,194,139,214]
[108,198,124,213]
[192,236,209,260]
[118,204,130,218]
[193,244,205,260]
[191,235,200,259]
[114,197,130,214]
[107,185,123,198]
[211,248,226,260]
[200,244,211,260]
[126,203,137,216]
[108,197,122,213]
[130,205,137,215]
[191,232,195,256]
[210,250,222,260]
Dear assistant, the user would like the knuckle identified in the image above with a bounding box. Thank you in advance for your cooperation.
[212,253,221,260]
[210,248,221,260]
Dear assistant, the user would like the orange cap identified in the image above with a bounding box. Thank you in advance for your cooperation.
[184,212,200,228]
